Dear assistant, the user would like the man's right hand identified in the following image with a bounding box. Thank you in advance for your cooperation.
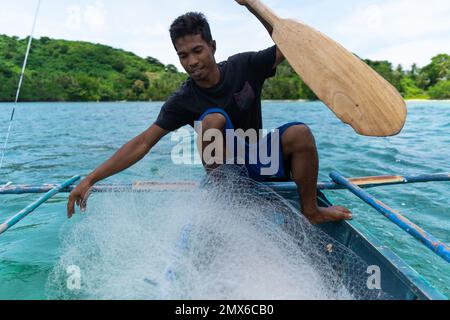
[65,124,168,220]
[67,178,94,219]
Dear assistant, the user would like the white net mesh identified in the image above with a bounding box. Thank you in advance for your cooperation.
[46,165,389,300]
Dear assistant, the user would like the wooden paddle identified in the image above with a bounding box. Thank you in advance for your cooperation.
[246,0,407,137]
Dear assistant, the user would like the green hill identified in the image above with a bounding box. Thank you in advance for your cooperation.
[262,53,450,100]
[0,35,448,101]
[0,35,187,102]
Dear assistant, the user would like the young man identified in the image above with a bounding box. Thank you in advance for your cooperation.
[67,1,352,224]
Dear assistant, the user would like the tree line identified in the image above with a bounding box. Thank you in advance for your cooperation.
[0,35,186,102]
[262,54,450,100]
[0,35,448,102]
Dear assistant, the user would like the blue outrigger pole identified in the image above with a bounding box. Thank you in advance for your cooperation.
[1,173,449,195]
[0,176,80,235]
[330,171,450,264]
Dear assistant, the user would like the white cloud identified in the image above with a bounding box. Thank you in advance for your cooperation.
[65,5,82,31]
[83,1,106,31]
[334,0,450,67]
[0,0,448,70]
[0,7,34,37]
[368,36,450,68]
[337,0,450,39]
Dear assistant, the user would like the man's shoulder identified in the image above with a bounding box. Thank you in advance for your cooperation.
[227,51,254,65]
[163,80,193,109]
[227,46,276,67]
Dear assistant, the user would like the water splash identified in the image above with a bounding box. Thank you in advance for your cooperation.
[46,166,388,300]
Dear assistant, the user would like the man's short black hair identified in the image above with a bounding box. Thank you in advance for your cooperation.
[169,12,213,48]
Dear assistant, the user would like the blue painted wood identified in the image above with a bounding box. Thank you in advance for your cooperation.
[268,173,450,190]
[1,173,448,194]
[276,188,447,300]
[0,176,81,235]
[330,171,450,264]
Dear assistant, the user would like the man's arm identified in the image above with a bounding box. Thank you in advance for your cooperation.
[67,124,169,218]
[236,0,285,68]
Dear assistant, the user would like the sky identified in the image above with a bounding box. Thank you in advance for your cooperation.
[0,0,449,71]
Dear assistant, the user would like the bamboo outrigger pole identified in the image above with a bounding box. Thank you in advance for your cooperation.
[330,171,450,264]
[0,176,80,235]
[0,173,448,195]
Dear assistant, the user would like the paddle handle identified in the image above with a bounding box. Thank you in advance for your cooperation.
[246,0,279,26]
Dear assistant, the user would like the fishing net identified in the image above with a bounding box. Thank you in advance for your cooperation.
[46,165,390,300]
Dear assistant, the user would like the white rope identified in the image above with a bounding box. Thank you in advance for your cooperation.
[0,0,42,171]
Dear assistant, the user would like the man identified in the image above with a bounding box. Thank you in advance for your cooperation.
[67,1,352,224]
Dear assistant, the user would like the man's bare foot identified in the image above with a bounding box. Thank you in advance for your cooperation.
[303,206,353,225]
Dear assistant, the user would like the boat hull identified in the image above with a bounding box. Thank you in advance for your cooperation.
[270,184,447,300]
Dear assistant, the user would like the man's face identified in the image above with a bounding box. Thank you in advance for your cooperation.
[175,34,216,82]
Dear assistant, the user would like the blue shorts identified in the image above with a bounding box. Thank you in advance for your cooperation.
[198,108,305,182]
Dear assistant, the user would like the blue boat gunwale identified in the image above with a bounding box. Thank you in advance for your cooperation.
[343,219,447,300]
[271,184,448,300]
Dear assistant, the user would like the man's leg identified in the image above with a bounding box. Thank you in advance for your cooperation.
[281,124,352,224]
[196,113,227,172]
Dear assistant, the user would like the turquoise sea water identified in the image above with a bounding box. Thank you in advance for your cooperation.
[0,101,448,299]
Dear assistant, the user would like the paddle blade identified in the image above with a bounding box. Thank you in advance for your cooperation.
[273,19,407,137]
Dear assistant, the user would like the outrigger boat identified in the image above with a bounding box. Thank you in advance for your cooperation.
[1,0,448,301]
[1,171,449,300]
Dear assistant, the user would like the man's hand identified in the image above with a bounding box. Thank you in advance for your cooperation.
[67,178,94,219]
[65,125,168,220]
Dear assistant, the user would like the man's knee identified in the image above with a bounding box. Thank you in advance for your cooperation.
[197,113,227,166]
[282,124,316,152]
[200,113,227,132]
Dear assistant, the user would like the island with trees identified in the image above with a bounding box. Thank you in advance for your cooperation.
[0,35,449,102]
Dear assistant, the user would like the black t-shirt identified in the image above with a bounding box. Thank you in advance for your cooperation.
[154,45,277,132]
